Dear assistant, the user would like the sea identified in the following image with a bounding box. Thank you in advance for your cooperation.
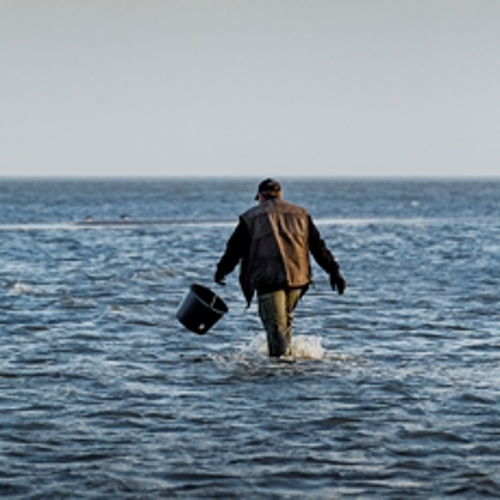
[0,178,498,499]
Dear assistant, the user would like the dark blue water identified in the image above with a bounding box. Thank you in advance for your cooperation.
[0,179,499,498]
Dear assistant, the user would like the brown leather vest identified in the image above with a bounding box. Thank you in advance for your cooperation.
[239,198,311,303]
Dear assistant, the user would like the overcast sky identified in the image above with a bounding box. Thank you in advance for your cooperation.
[1,0,499,178]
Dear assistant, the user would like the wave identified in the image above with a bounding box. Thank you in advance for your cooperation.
[0,217,441,232]
[7,281,36,296]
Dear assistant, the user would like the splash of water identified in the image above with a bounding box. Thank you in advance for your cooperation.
[290,335,325,360]
[245,333,325,360]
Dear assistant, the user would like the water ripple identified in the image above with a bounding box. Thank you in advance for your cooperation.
[0,180,499,498]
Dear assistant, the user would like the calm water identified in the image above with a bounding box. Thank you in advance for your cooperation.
[0,178,499,498]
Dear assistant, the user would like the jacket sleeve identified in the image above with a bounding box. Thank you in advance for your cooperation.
[216,217,249,278]
[308,216,340,275]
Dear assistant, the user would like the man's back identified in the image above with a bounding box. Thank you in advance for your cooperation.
[240,197,311,298]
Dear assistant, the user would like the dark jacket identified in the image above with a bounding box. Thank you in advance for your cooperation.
[216,197,340,305]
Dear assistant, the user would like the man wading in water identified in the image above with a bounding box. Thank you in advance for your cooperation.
[214,178,346,357]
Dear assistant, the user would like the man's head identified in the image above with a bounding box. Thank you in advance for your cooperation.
[255,178,282,201]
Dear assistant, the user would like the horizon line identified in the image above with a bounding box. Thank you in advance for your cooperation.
[1,175,499,182]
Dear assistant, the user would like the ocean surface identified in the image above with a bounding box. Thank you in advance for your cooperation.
[0,178,498,498]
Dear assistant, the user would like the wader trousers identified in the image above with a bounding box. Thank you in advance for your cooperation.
[257,288,303,357]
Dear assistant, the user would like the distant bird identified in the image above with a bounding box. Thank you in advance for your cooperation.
[85,215,93,223]
[121,214,130,222]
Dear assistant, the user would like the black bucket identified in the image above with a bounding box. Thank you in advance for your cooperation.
[176,283,228,334]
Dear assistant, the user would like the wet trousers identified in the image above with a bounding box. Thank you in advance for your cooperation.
[257,288,303,357]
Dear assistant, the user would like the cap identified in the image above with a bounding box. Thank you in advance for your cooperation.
[255,178,282,200]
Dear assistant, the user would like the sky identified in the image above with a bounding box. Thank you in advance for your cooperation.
[1,0,499,178]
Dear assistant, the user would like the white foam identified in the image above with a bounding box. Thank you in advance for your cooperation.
[244,333,325,360]
[290,335,325,360]
[244,333,268,356]
[9,281,34,295]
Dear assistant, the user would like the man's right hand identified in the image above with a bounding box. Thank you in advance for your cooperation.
[214,270,226,286]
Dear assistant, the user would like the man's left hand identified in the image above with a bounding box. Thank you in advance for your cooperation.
[330,272,346,295]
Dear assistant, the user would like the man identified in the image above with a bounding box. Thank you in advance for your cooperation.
[214,178,346,358]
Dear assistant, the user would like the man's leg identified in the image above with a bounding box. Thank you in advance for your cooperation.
[284,288,303,347]
[258,290,288,357]
[258,289,302,357]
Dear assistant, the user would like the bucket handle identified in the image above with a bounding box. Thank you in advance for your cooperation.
[210,294,217,309]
